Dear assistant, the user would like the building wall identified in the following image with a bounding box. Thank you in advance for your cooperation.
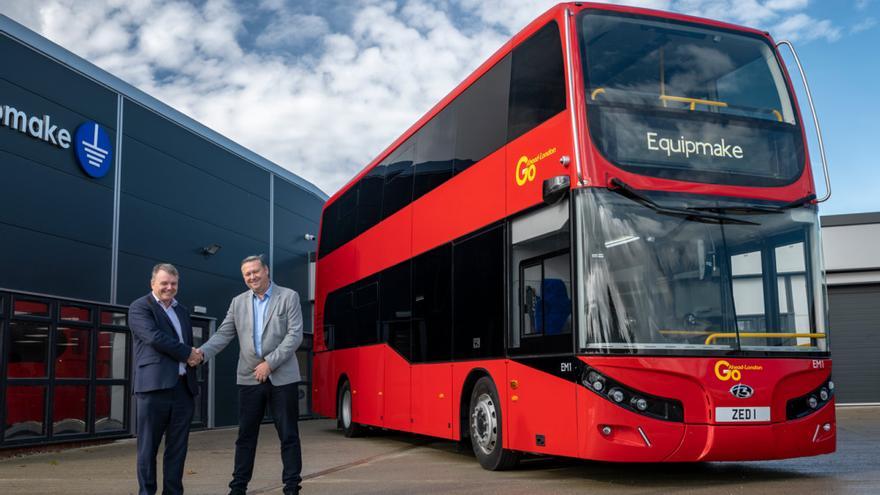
[821,213,880,404]
[822,213,880,286]
[0,33,117,302]
[0,27,324,429]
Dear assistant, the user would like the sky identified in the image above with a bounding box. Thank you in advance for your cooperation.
[1,0,877,214]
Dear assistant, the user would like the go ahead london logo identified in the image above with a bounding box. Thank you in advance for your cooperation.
[74,121,113,178]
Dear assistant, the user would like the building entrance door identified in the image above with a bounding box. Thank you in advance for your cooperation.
[190,316,214,428]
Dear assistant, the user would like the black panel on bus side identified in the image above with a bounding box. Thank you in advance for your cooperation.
[356,164,386,236]
[380,141,415,221]
[454,55,511,175]
[412,243,453,363]
[353,275,380,346]
[380,260,413,360]
[413,104,456,202]
[508,21,566,142]
[453,224,506,360]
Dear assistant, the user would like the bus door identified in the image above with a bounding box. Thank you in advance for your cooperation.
[506,199,579,456]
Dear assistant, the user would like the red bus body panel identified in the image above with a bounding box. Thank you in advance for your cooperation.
[576,357,834,461]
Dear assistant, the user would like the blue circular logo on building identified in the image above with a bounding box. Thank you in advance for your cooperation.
[74,121,113,178]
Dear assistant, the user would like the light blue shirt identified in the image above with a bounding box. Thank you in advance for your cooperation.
[253,283,273,357]
[154,294,186,376]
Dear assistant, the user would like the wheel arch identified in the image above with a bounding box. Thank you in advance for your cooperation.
[335,372,351,419]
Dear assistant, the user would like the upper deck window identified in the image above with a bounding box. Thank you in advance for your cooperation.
[579,11,804,187]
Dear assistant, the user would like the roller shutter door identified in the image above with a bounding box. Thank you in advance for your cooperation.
[828,284,880,403]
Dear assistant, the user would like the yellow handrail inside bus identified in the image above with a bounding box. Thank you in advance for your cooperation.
[704,332,826,345]
[591,87,606,100]
[659,94,728,110]
[772,109,783,122]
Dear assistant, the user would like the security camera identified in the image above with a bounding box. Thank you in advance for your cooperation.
[303,234,316,241]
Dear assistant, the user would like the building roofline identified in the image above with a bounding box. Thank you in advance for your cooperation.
[821,212,880,228]
[0,14,328,202]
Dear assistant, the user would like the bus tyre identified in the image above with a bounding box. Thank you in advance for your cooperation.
[338,380,364,438]
[469,376,520,470]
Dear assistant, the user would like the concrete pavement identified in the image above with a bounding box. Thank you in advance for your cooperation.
[0,406,877,494]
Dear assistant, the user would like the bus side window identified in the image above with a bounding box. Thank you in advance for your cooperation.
[318,201,338,257]
[356,164,386,236]
[413,104,456,201]
[336,186,358,248]
[380,260,412,360]
[326,289,356,350]
[454,55,511,175]
[381,142,415,221]
[354,278,380,346]
[508,21,566,142]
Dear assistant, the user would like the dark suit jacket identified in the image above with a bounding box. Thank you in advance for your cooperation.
[129,294,198,395]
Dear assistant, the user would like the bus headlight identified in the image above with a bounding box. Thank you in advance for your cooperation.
[580,366,683,422]
[786,376,834,420]
[631,397,648,411]
[583,371,605,392]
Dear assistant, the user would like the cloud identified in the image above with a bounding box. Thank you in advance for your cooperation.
[0,0,846,197]
[851,17,877,33]
[773,13,842,42]
[255,13,330,49]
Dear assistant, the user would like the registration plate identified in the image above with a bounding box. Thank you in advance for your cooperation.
[715,406,770,422]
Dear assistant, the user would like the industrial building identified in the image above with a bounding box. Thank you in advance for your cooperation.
[0,14,325,448]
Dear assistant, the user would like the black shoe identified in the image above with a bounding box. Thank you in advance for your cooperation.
[283,488,300,495]
[229,489,247,495]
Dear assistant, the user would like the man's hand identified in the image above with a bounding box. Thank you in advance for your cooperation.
[187,347,203,367]
[254,361,271,383]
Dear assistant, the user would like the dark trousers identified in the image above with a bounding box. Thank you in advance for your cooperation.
[230,381,302,493]
[136,378,195,495]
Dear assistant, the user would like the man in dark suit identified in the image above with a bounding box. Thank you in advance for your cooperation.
[129,263,201,495]
[198,255,304,495]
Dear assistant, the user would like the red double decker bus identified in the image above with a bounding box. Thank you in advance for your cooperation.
[312,2,833,469]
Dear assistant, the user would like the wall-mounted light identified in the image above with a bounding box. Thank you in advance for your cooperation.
[303,233,316,241]
[200,243,222,257]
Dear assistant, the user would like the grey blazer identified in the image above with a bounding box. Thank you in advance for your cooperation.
[199,284,304,386]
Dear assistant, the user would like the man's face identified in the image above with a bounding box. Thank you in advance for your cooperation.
[241,260,270,295]
[151,270,179,305]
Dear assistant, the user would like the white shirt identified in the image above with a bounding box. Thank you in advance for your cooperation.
[253,283,273,357]
[154,294,186,376]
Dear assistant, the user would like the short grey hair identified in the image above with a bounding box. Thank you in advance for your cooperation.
[151,263,179,280]
[241,255,268,268]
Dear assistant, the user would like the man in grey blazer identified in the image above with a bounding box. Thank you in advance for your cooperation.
[196,255,304,495]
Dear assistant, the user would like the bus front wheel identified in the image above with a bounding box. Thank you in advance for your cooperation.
[338,380,364,438]
[469,376,520,470]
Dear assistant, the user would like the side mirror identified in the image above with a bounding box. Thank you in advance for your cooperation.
[543,175,570,205]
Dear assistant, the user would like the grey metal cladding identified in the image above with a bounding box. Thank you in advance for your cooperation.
[122,100,270,199]
[0,222,111,301]
[0,33,117,126]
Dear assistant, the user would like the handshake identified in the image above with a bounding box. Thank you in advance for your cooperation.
[187,347,204,367]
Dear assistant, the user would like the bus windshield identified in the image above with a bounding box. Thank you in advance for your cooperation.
[574,188,828,354]
[578,11,804,187]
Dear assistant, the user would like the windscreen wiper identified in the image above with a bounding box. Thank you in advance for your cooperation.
[608,178,759,226]
[686,194,816,215]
